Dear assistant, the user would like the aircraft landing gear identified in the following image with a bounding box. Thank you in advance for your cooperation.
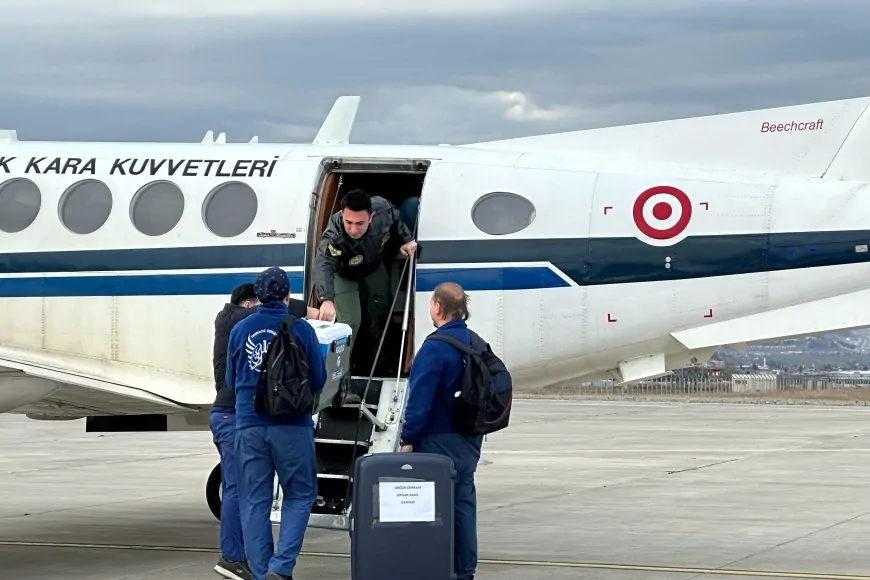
[206,461,295,528]
[206,462,221,521]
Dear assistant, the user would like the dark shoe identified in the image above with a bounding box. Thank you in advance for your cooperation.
[265,572,293,580]
[214,557,253,580]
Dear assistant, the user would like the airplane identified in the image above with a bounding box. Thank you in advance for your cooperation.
[2,93,870,530]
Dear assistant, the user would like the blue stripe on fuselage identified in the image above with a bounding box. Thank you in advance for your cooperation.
[0,267,569,297]
[0,272,303,298]
[418,231,870,285]
[0,231,869,297]
[416,267,569,291]
[0,244,305,274]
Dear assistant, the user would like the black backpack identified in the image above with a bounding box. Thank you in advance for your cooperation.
[254,315,314,420]
[427,330,513,436]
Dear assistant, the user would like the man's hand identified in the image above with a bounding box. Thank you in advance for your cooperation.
[318,300,336,322]
[399,240,417,258]
[400,444,413,452]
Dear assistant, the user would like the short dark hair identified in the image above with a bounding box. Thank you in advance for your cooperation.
[230,283,257,305]
[432,282,470,321]
[341,188,372,213]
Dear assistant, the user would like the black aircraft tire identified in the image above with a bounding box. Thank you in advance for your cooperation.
[206,462,222,521]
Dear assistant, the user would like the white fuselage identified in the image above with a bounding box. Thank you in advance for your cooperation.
[1,131,870,420]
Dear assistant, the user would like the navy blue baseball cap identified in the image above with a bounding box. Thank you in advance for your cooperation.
[254,267,290,303]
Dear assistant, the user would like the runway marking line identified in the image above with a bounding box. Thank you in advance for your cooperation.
[0,541,866,580]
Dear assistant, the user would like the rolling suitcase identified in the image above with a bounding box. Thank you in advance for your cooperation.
[350,451,457,580]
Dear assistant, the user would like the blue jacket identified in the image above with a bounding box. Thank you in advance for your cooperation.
[400,319,470,446]
[225,301,326,429]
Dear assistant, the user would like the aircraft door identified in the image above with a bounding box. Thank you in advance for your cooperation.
[250,157,322,299]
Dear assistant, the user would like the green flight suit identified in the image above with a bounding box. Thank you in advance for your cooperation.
[332,262,393,355]
[312,196,415,366]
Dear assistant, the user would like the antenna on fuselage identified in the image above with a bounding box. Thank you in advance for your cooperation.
[313,96,360,145]
[0,129,18,142]
[215,132,226,144]
[201,130,214,144]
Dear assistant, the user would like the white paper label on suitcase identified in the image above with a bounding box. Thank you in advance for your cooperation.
[378,481,435,522]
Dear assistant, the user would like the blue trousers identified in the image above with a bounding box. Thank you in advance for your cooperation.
[210,410,246,562]
[416,432,483,580]
[235,424,317,580]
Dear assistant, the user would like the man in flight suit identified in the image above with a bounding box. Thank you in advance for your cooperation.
[313,188,417,363]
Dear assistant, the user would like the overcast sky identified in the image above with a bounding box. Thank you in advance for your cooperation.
[1,0,868,145]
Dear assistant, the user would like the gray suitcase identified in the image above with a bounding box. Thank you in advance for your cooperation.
[350,452,457,580]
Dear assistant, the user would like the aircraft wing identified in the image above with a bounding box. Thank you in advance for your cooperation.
[0,354,197,419]
[670,288,870,352]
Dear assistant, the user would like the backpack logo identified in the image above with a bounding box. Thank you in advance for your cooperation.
[427,330,513,436]
[254,315,314,420]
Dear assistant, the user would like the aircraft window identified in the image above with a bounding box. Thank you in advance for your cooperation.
[471,191,536,235]
[202,181,258,238]
[58,179,113,235]
[0,178,41,233]
[130,180,185,236]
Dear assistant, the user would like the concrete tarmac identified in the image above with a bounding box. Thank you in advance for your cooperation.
[2,399,870,580]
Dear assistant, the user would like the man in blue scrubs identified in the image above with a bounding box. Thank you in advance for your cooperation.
[211,282,317,580]
[226,267,327,580]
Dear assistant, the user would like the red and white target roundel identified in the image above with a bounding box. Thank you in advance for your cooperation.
[632,185,692,240]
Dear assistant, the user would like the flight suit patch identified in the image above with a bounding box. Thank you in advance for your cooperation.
[328,244,342,257]
[349,255,363,266]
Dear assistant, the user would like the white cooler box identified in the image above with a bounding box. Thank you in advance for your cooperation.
[303,319,353,413]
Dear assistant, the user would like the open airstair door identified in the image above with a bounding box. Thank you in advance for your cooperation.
[273,156,431,530]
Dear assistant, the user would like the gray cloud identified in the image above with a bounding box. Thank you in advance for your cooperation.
[0,0,868,145]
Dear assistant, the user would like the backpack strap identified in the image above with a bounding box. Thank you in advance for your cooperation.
[426,332,474,354]
[426,329,488,354]
[424,331,479,413]
[278,315,304,350]
[280,314,299,334]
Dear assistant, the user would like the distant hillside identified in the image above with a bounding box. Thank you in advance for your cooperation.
[715,329,870,371]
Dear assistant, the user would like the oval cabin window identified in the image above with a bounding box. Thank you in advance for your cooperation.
[58,179,113,235]
[202,182,258,238]
[0,178,42,233]
[471,191,536,235]
[130,181,185,236]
